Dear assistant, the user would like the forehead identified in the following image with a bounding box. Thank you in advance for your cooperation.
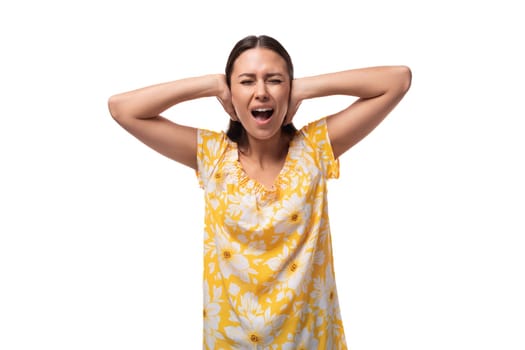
[232,47,288,75]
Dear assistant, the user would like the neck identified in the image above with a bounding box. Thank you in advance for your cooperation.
[239,131,289,167]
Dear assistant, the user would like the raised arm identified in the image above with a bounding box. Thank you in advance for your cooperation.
[290,66,411,158]
[108,74,234,170]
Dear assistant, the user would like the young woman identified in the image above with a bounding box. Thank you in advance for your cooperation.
[109,35,411,349]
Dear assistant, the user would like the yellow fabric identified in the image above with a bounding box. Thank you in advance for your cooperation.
[197,118,347,349]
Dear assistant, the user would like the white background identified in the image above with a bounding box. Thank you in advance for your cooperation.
[1,0,524,349]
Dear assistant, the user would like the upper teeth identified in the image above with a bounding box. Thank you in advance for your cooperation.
[254,108,272,112]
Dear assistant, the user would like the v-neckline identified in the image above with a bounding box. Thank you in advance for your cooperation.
[232,138,295,193]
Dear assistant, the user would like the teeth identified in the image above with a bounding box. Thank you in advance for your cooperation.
[253,108,272,112]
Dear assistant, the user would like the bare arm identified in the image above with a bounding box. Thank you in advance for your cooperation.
[108,74,234,170]
[290,66,412,158]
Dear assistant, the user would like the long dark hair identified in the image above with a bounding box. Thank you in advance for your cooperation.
[225,35,297,144]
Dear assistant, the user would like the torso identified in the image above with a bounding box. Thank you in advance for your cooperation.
[197,119,347,348]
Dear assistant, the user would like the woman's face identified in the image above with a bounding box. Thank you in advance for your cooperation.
[230,47,290,142]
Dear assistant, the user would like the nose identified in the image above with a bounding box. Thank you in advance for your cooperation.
[255,80,269,101]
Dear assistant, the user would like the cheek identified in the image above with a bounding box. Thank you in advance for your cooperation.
[277,91,291,111]
[277,87,291,104]
[230,99,248,121]
[230,96,241,116]
[230,91,251,116]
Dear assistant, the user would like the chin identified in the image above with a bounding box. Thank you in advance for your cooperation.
[247,129,281,141]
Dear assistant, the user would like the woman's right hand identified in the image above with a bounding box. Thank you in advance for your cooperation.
[285,78,303,125]
[215,74,237,121]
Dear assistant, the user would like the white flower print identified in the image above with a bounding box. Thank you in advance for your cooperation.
[198,132,225,189]
[203,280,223,349]
[282,327,319,350]
[311,277,335,315]
[273,250,313,303]
[273,194,310,235]
[311,264,345,346]
[237,291,262,316]
[314,249,325,266]
[225,292,286,348]
[265,245,290,272]
[205,170,223,194]
[225,193,261,232]
[216,233,257,283]
[204,225,217,259]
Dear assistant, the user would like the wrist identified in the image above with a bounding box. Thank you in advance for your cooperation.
[293,77,310,102]
[209,74,226,97]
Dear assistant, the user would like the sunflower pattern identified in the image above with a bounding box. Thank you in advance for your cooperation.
[196,118,347,349]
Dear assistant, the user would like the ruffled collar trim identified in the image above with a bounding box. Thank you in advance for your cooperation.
[223,134,300,198]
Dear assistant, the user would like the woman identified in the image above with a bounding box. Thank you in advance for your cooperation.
[109,35,411,349]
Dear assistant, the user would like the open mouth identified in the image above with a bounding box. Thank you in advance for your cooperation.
[251,108,274,121]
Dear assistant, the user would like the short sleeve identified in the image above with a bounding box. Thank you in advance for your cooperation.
[196,129,229,189]
[300,118,340,179]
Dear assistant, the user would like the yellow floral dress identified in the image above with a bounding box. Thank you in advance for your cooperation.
[197,118,347,349]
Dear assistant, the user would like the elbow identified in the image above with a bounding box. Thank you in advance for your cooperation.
[107,94,124,122]
[397,65,412,93]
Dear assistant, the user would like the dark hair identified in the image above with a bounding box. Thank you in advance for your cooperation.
[225,35,297,143]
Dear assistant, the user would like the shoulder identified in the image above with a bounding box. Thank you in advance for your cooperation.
[297,118,330,145]
[198,128,231,154]
[295,118,339,179]
[196,128,234,188]
[198,128,226,142]
[197,128,233,165]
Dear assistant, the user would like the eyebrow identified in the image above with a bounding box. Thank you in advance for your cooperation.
[237,73,285,79]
